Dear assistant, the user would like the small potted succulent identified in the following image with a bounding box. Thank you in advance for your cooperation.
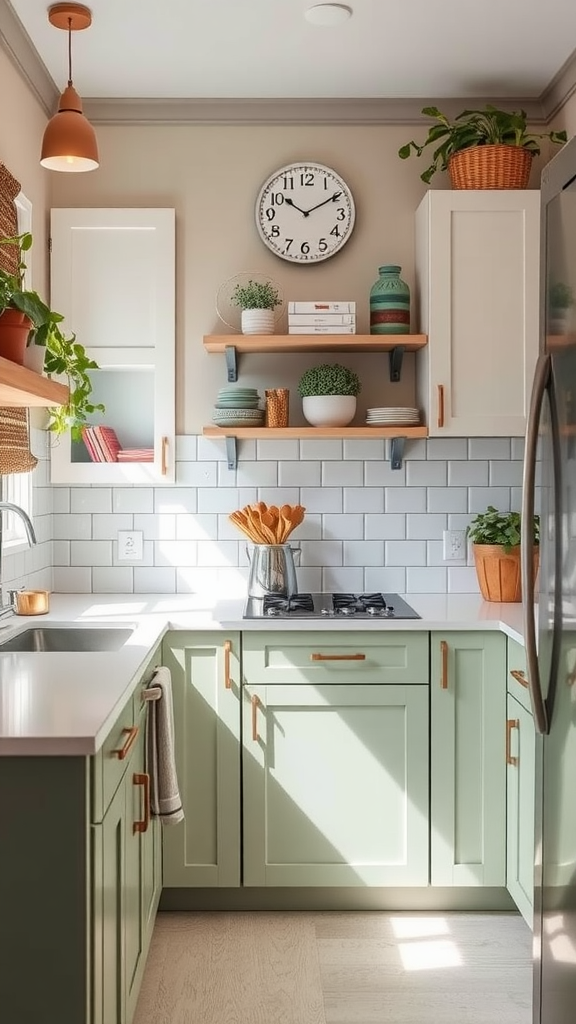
[466,506,540,602]
[231,278,282,335]
[297,363,361,427]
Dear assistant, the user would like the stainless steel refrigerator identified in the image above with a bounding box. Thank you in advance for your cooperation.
[522,135,576,1024]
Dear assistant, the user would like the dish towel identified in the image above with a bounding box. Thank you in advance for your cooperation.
[146,666,185,825]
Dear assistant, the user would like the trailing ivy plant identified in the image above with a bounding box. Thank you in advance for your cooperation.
[466,505,540,553]
[298,363,361,397]
[398,106,567,184]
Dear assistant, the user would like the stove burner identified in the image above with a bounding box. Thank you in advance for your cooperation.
[332,593,389,614]
[263,593,314,616]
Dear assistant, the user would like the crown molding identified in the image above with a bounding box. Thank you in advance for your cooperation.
[541,47,576,122]
[0,1,57,116]
[83,95,548,126]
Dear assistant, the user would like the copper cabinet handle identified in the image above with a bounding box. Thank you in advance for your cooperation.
[251,694,261,741]
[133,772,150,833]
[224,639,232,689]
[440,640,448,689]
[506,719,519,767]
[510,669,529,689]
[311,653,366,661]
[437,384,445,428]
[113,725,139,760]
[161,436,168,476]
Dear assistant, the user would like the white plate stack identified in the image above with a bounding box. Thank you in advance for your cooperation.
[366,406,420,426]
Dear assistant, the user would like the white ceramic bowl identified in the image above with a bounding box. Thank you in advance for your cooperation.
[302,395,356,427]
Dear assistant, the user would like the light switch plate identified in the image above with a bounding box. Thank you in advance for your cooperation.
[117,530,144,561]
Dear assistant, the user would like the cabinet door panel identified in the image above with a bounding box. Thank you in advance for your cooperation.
[243,683,429,887]
[431,631,506,885]
[99,777,126,1024]
[506,694,535,926]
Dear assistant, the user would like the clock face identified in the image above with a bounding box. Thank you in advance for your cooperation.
[255,161,355,264]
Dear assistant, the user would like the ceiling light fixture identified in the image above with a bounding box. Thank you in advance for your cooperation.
[40,3,99,173]
[304,4,353,26]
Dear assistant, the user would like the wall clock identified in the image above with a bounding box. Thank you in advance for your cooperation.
[255,161,355,264]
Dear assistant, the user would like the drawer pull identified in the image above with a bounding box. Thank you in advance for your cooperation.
[133,772,150,833]
[224,639,232,689]
[161,436,169,476]
[440,640,448,689]
[510,668,529,688]
[437,384,445,428]
[311,653,366,661]
[251,694,261,742]
[506,719,519,767]
[113,725,139,760]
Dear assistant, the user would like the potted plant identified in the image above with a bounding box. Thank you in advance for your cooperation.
[231,278,282,335]
[0,232,104,439]
[398,105,567,188]
[297,363,361,426]
[548,281,573,335]
[466,505,540,603]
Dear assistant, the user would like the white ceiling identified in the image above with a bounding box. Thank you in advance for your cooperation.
[7,0,576,102]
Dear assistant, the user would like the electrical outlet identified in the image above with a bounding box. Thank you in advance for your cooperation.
[442,529,467,562]
[117,530,144,561]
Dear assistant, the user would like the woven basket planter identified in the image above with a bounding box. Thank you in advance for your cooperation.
[472,543,539,603]
[448,145,533,190]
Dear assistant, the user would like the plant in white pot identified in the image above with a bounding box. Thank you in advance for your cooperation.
[231,279,282,335]
[298,363,361,427]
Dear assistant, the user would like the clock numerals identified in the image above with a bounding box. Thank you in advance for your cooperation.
[300,171,315,186]
[270,193,285,206]
[270,225,280,237]
[265,207,275,222]
[336,207,345,221]
[300,242,310,255]
[282,175,294,189]
[319,238,328,253]
[330,225,341,239]
[284,238,293,253]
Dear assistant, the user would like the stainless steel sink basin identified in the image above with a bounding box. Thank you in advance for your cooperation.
[0,626,134,653]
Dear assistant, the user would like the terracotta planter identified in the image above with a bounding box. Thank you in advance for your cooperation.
[472,543,539,603]
[0,309,33,365]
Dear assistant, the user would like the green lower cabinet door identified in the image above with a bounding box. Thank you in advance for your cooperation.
[506,694,535,927]
[162,632,241,887]
[243,683,429,887]
[95,773,126,1024]
[125,724,148,1024]
[431,632,507,886]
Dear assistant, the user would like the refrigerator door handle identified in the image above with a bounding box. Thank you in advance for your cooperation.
[522,352,550,735]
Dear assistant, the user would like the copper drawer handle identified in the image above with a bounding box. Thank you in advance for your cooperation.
[224,639,232,689]
[251,694,261,742]
[440,640,448,689]
[311,653,366,661]
[161,436,168,476]
[510,669,529,688]
[437,384,445,428]
[506,719,519,766]
[133,772,150,833]
[113,725,139,760]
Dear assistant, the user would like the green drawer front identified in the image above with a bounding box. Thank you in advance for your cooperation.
[91,695,136,822]
[507,637,532,714]
[242,631,429,685]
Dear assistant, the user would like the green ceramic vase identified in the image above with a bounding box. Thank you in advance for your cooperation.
[369,265,410,335]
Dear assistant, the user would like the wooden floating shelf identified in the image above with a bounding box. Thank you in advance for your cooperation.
[204,426,428,440]
[203,334,427,354]
[0,357,69,407]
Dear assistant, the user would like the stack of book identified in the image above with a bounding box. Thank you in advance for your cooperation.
[288,301,356,335]
[82,426,154,463]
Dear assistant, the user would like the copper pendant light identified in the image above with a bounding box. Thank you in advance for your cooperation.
[40,3,99,172]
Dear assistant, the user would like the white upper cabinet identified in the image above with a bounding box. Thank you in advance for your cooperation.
[415,190,540,436]
[49,208,175,483]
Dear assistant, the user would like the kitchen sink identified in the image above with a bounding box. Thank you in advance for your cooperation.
[0,626,134,653]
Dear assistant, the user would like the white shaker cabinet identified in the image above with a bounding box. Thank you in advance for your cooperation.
[49,208,175,483]
[415,190,540,436]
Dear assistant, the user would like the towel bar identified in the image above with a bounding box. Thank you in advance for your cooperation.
[142,685,162,702]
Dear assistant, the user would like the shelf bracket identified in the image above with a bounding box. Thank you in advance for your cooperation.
[389,436,405,471]
[225,436,238,471]
[225,345,238,383]
[388,345,405,383]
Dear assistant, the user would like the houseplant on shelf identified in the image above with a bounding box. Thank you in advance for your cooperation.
[0,232,104,440]
[297,363,361,427]
[398,105,567,188]
[466,505,540,603]
[231,278,282,335]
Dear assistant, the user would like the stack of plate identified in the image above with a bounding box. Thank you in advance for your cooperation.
[213,386,264,427]
[366,406,420,426]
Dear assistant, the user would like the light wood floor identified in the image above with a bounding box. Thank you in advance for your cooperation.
[134,910,532,1024]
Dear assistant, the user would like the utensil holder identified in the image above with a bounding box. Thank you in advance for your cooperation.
[265,388,289,428]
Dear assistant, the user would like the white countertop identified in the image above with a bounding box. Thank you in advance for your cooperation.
[0,593,528,757]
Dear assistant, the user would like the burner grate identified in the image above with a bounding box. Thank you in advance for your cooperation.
[333,592,387,612]
[262,593,314,614]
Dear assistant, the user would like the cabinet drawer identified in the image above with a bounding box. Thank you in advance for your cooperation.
[91,695,136,823]
[507,638,532,714]
[242,631,429,685]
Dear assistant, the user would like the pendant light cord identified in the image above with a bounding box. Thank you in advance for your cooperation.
[67,17,73,86]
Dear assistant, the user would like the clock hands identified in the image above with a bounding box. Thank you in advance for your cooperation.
[304,191,343,215]
[283,197,310,217]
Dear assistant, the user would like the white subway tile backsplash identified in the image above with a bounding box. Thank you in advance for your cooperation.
[384,540,426,566]
[257,439,299,460]
[448,461,489,486]
[92,513,133,539]
[71,540,113,566]
[343,439,385,461]
[448,567,481,593]
[134,566,176,593]
[468,487,510,512]
[300,439,343,461]
[407,461,447,486]
[197,437,225,462]
[300,488,343,514]
[406,567,447,593]
[386,488,427,513]
[156,540,198,567]
[53,540,70,565]
[468,438,511,460]
[175,435,197,461]
[236,461,278,487]
[176,461,218,487]
[290,514,321,540]
[365,461,406,486]
[323,461,363,487]
[365,566,406,593]
[300,540,343,566]
[92,566,134,593]
[255,487,299,508]
[343,540,384,566]
[197,488,239,513]
[407,513,447,540]
[365,514,406,540]
[279,461,320,487]
[323,514,364,540]
[196,540,238,568]
[53,566,92,592]
[344,488,384,514]
[52,488,70,513]
[155,488,198,513]
[404,438,427,460]
[297,566,322,592]
[323,566,365,592]
[490,460,524,486]
[426,438,467,460]
[426,540,449,566]
[134,513,176,540]
[53,513,92,541]
[427,487,468,513]
[511,437,525,460]
[71,488,112,514]
[113,539,154,568]
[112,488,154,514]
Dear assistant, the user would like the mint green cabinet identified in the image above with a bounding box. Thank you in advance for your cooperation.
[162,632,241,887]
[506,693,535,927]
[431,631,507,886]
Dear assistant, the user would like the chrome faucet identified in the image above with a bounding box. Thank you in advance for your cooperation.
[0,502,37,619]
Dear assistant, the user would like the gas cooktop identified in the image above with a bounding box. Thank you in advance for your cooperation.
[243,592,420,620]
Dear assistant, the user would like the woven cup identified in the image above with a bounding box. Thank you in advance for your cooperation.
[265,388,289,427]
